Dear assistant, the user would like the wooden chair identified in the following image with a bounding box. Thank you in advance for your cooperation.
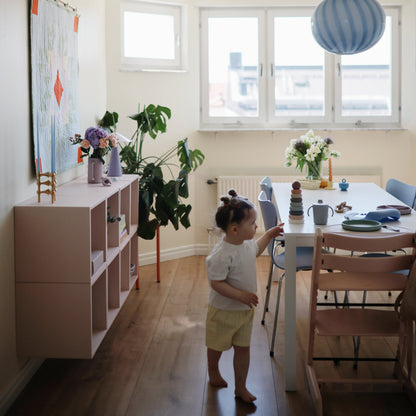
[306,229,416,415]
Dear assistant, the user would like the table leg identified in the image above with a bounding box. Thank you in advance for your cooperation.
[284,235,297,391]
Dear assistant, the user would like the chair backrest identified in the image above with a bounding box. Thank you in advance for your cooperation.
[260,176,273,200]
[258,190,277,255]
[310,229,416,324]
[386,178,416,208]
[313,229,416,274]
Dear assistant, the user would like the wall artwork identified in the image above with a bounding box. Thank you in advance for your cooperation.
[31,0,80,174]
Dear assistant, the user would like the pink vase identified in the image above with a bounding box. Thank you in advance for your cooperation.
[88,158,103,183]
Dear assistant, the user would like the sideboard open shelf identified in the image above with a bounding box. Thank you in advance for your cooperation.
[14,174,139,359]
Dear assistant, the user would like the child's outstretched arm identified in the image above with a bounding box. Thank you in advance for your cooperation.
[256,223,284,257]
[211,280,258,308]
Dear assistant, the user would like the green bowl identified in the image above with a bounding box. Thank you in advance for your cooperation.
[341,219,382,232]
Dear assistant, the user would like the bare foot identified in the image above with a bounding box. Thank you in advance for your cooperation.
[235,388,257,403]
[208,369,228,388]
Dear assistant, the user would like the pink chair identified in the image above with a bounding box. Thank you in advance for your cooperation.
[306,229,416,415]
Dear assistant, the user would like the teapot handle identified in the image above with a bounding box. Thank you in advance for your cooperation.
[307,205,313,216]
[328,206,335,217]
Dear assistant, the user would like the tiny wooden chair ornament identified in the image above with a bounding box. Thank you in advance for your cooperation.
[37,171,57,203]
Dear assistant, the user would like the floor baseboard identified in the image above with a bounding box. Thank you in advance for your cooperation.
[0,358,43,416]
[138,243,210,265]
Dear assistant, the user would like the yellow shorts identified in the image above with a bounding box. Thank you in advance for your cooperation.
[205,304,254,351]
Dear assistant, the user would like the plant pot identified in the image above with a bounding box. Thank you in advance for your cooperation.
[88,157,103,183]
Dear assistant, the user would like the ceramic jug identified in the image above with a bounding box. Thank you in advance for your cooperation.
[307,199,334,225]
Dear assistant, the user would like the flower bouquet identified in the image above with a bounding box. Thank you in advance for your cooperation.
[284,130,340,186]
[69,127,130,183]
[70,126,113,164]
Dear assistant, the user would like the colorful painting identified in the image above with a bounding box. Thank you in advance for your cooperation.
[31,0,80,173]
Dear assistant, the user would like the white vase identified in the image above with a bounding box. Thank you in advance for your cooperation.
[88,158,103,183]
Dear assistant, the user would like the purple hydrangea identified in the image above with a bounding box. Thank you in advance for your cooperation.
[85,127,108,149]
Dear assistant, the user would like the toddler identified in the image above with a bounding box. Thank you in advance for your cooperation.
[205,189,284,403]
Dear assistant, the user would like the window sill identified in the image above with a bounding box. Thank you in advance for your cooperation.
[198,126,406,133]
[119,66,188,73]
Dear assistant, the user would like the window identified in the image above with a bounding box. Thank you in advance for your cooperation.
[121,1,186,71]
[200,7,400,129]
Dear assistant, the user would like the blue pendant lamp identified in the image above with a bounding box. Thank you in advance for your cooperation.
[311,0,386,55]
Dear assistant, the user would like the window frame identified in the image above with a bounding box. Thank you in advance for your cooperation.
[266,8,333,127]
[199,6,401,130]
[333,7,400,126]
[199,8,267,127]
[120,0,187,71]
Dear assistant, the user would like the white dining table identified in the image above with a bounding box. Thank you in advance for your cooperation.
[272,182,416,391]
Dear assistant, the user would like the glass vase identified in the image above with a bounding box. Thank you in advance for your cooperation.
[306,160,322,180]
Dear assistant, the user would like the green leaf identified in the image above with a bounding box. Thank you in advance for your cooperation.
[177,204,192,228]
[177,138,204,173]
[98,111,119,133]
[138,219,159,240]
[160,180,179,210]
[177,173,189,198]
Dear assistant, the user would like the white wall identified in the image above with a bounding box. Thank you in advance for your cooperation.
[0,0,107,413]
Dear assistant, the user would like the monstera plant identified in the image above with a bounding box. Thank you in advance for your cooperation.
[98,104,204,240]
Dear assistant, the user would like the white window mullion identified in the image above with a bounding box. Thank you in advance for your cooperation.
[266,9,276,125]
[257,10,268,125]
[390,8,400,124]
[334,54,343,123]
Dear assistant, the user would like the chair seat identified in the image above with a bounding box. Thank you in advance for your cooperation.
[315,308,400,337]
[273,246,315,270]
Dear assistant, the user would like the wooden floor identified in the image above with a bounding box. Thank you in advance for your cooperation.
[6,256,416,416]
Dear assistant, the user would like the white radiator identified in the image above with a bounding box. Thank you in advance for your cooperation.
[216,176,281,233]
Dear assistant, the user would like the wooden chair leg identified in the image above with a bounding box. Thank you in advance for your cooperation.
[305,364,323,416]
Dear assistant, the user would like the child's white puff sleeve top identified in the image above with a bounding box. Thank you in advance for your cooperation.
[206,238,259,310]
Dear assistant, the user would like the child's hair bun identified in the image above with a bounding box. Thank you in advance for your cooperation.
[228,189,238,197]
